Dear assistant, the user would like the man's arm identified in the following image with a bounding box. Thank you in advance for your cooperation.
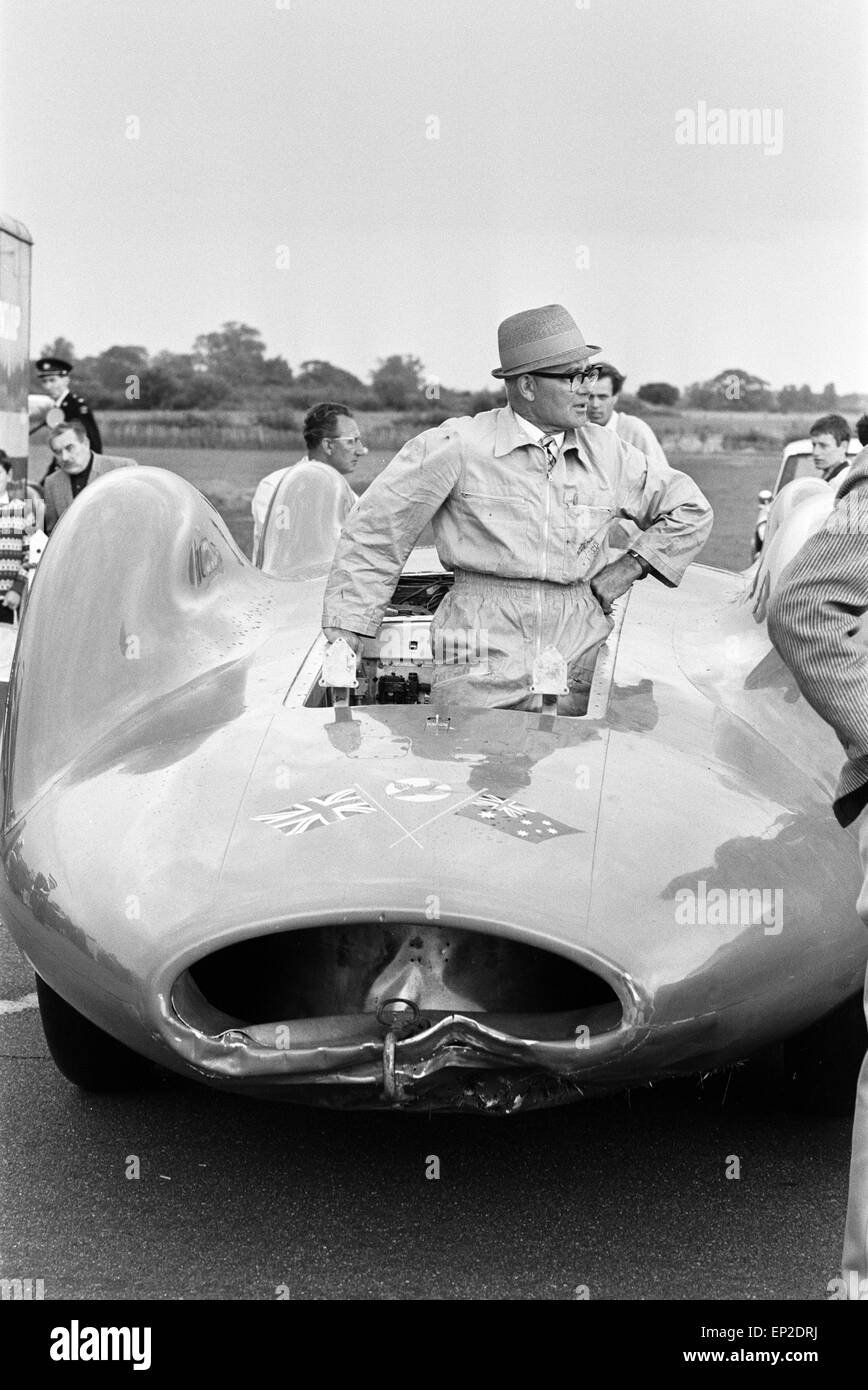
[3,556,28,610]
[322,426,463,638]
[614,441,714,586]
[767,458,868,784]
[84,414,103,455]
[74,399,102,454]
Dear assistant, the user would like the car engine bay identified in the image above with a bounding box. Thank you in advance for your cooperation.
[358,572,453,705]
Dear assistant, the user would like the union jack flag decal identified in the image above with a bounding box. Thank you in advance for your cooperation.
[455,792,580,844]
[254,787,378,836]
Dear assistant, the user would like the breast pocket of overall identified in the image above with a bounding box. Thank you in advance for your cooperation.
[452,484,532,574]
[559,491,615,582]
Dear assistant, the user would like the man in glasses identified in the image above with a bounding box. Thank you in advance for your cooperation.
[322,303,712,712]
[251,401,367,558]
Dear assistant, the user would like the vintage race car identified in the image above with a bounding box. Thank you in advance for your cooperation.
[1,464,865,1114]
[750,436,863,559]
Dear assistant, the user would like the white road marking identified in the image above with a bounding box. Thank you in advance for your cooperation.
[0,992,38,1015]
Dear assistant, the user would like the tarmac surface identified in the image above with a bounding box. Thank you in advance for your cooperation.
[0,926,853,1302]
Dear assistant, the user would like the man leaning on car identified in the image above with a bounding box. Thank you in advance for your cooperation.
[322,303,713,713]
[43,421,137,536]
[768,441,868,1299]
[810,413,853,486]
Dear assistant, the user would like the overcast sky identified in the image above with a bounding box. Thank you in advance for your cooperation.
[1,0,865,393]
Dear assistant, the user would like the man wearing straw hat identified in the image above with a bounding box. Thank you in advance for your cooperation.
[322,304,713,711]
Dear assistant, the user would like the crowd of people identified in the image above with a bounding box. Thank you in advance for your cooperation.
[7,307,868,1294]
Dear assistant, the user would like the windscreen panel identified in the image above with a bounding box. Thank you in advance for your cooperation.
[258,463,351,580]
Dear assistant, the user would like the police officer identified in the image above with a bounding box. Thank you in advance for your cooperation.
[34,356,102,455]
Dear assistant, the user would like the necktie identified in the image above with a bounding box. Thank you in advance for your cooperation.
[541,434,559,475]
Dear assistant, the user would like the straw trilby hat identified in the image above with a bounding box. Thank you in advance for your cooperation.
[491,304,600,379]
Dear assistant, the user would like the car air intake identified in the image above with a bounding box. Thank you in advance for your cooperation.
[184,921,621,1040]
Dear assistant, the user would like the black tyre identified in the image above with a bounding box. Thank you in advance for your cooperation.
[745,993,867,1116]
[35,974,152,1092]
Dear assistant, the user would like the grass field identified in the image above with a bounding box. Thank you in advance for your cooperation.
[83,404,856,455]
[634,409,825,455]
[124,445,774,574]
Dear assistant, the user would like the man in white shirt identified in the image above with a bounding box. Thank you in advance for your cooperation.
[585,362,669,468]
[251,401,367,559]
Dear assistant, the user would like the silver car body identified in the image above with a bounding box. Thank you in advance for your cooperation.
[1,465,865,1113]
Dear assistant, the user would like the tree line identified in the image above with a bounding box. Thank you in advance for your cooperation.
[36,325,862,417]
[35,324,502,421]
[638,370,855,411]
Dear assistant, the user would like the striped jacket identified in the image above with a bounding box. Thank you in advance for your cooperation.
[767,447,868,826]
[0,499,33,603]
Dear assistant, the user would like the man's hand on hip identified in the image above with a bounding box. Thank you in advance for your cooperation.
[323,626,366,656]
[590,553,646,614]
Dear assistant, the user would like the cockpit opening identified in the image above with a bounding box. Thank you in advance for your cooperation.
[304,568,452,709]
[292,565,621,719]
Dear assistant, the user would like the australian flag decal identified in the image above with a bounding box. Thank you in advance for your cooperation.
[455,792,580,844]
[254,788,378,836]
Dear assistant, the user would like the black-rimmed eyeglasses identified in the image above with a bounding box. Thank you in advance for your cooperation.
[531,367,600,391]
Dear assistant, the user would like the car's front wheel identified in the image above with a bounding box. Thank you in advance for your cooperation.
[746,992,867,1116]
[35,975,153,1092]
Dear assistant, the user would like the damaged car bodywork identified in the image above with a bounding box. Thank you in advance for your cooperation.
[1,465,865,1113]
